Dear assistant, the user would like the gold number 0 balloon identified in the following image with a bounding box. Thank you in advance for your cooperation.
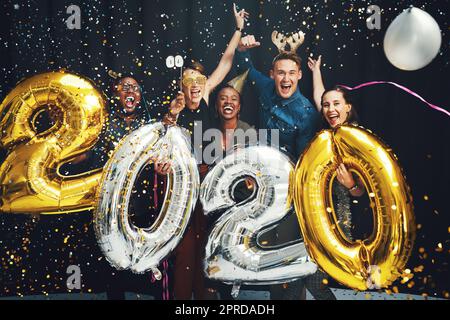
[0,71,106,214]
[291,125,415,290]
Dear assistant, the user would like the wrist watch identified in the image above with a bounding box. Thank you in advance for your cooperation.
[348,184,358,192]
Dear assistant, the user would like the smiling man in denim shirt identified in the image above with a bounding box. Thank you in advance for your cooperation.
[234,34,336,300]
[234,34,321,160]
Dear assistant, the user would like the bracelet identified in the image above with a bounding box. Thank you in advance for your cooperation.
[236,27,243,32]
[348,184,358,192]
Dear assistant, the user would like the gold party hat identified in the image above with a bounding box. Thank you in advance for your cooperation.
[227,69,249,94]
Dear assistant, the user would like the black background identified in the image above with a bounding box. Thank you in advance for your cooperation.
[0,0,448,299]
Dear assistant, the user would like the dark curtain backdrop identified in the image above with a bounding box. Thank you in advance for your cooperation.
[0,0,448,298]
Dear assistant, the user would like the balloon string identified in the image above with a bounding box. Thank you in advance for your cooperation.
[338,81,450,117]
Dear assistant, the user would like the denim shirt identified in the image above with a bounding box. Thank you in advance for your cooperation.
[234,50,321,161]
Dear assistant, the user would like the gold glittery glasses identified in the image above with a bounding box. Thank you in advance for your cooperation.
[182,75,207,87]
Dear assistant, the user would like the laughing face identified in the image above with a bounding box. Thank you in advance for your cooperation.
[321,90,352,128]
[117,77,141,114]
[270,59,302,99]
[216,87,241,121]
[182,69,207,107]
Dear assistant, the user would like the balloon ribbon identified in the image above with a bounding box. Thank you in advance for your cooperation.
[339,81,449,117]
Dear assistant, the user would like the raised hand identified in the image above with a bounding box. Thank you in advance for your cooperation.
[169,91,185,116]
[308,55,322,72]
[238,35,261,52]
[233,3,249,30]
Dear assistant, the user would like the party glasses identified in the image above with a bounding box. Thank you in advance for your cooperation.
[182,75,207,87]
[119,84,140,92]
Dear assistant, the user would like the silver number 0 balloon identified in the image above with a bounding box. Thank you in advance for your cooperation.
[94,122,199,276]
[200,146,317,287]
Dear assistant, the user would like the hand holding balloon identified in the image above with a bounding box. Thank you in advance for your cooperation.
[335,163,355,189]
[154,160,172,176]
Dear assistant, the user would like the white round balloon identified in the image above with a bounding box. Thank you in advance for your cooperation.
[384,7,441,71]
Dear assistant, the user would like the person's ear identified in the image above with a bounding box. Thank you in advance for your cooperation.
[297,70,302,80]
[346,103,352,113]
[270,69,274,79]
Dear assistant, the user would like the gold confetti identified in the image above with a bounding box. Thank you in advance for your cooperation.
[413,265,424,273]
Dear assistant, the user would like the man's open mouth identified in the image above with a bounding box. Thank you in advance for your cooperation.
[125,96,135,107]
[280,83,291,94]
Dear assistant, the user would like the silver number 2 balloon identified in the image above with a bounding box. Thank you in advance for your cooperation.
[200,146,317,290]
[94,122,199,277]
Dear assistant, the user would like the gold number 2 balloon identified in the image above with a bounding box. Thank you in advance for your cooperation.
[291,125,415,290]
[0,71,106,214]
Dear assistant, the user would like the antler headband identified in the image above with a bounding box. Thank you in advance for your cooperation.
[271,30,305,53]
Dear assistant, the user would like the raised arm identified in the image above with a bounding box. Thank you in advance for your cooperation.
[234,35,273,94]
[307,55,325,112]
[205,4,249,96]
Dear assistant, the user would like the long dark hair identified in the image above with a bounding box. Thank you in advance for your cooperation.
[320,85,359,126]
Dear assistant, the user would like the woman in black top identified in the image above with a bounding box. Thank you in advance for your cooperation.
[156,5,249,299]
